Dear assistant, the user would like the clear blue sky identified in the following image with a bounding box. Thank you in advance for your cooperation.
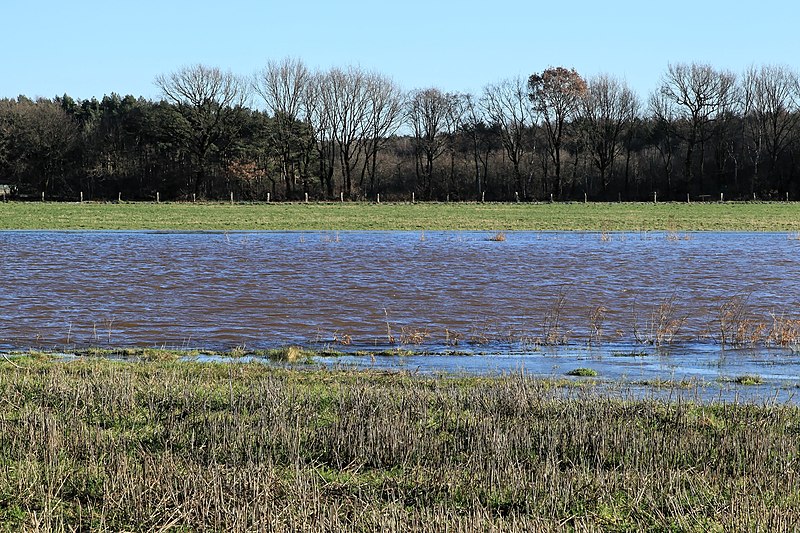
[2,0,798,103]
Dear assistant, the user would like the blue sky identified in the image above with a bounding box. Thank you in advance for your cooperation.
[2,0,798,103]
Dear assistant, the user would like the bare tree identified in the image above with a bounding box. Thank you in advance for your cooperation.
[407,88,459,199]
[655,62,736,192]
[253,57,312,197]
[461,94,492,200]
[361,73,405,197]
[742,64,800,194]
[580,74,640,196]
[155,64,249,198]
[647,91,678,194]
[528,67,587,198]
[483,76,535,198]
[317,66,373,199]
[305,73,336,198]
[253,57,309,121]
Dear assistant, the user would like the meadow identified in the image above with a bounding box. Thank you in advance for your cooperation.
[3,201,800,530]
[2,200,800,231]
[1,355,799,531]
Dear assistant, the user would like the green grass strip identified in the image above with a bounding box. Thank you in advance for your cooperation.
[2,201,800,231]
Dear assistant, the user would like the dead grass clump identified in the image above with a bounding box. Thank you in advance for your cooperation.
[589,305,607,345]
[400,326,429,345]
[767,314,800,348]
[715,294,769,349]
[542,291,569,345]
[268,345,305,363]
[633,295,686,346]
[444,328,463,346]
[332,331,352,345]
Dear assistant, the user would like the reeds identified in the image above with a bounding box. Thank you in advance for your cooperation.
[542,291,569,345]
[1,358,799,530]
[632,295,686,346]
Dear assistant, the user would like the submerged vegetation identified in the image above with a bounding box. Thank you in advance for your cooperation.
[0,356,798,530]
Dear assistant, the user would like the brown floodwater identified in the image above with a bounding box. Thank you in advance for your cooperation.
[1,230,799,356]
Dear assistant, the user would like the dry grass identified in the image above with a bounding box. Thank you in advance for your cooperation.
[632,296,686,347]
[1,357,799,530]
[267,345,306,363]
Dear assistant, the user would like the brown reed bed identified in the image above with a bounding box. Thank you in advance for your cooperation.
[1,356,800,530]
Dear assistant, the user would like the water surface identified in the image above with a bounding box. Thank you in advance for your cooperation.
[1,230,799,384]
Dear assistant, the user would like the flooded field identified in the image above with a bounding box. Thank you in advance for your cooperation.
[2,230,799,385]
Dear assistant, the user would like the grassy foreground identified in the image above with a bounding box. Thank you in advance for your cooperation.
[2,201,800,231]
[1,356,799,530]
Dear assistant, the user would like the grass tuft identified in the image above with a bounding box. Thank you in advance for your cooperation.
[731,374,765,386]
[566,367,598,377]
[267,345,306,363]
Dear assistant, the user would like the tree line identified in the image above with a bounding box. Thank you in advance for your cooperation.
[1,60,799,202]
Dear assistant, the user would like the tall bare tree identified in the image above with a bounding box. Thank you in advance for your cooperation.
[647,92,678,194]
[580,74,640,196]
[361,73,405,197]
[461,94,492,200]
[253,57,312,197]
[155,64,248,198]
[305,73,336,198]
[742,64,800,194]
[483,76,535,198]
[407,88,460,199]
[655,62,736,192]
[317,66,374,199]
[528,67,587,198]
